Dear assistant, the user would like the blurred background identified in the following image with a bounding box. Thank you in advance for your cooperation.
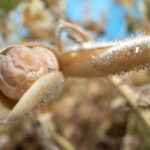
[1,0,150,150]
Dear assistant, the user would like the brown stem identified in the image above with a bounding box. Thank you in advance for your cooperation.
[108,76,150,133]
[56,20,91,51]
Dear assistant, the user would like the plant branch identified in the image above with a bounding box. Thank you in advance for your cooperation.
[107,76,150,132]
[56,20,91,51]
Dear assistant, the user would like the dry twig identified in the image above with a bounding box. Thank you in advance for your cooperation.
[108,76,150,132]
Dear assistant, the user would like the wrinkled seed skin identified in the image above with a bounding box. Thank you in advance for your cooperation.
[0,45,59,100]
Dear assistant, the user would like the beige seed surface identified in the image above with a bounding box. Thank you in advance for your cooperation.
[0,45,59,100]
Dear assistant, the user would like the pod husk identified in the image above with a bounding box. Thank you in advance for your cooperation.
[1,71,64,122]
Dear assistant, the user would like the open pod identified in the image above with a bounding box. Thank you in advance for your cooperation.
[0,71,64,123]
[60,36,150,77]
[0,43,64,123]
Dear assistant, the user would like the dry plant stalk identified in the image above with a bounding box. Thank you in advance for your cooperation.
[56,20,91,51]
[108,76,150,132]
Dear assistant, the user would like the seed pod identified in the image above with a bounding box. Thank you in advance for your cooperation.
[0,44,63,122]
[60,36,150,77]
[6,71,64,122]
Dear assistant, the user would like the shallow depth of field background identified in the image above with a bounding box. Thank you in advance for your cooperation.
[1,0,150,150]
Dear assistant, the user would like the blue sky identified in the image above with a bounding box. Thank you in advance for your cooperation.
[66,0,140,41]
[8,0,141,43]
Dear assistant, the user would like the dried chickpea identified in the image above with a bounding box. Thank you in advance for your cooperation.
[0,45,59,100]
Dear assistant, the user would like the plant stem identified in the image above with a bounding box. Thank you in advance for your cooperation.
[107,76,150,133]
